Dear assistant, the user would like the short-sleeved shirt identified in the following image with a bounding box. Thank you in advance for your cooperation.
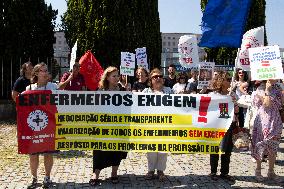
[132,81,148,92]
[26,82,58,91]
[164,76,176,89]
[60,72,85,90]
[12,76,31,93]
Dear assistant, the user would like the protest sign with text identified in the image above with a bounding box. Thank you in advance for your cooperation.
[17,91,234,154]
[198,62,215,89]
[237,26,264,71]
[249,45,283,80]
[121,52,135,76]
[135,47,148,70]
[178,35,199,68]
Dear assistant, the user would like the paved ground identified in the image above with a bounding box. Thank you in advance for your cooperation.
[0,122,284,189]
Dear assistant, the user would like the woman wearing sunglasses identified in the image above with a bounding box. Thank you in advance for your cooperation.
[142,68,173,181]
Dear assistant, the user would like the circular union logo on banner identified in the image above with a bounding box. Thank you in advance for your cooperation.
[27,110,49,131]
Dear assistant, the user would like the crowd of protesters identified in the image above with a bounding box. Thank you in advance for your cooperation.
[12,61,284,188]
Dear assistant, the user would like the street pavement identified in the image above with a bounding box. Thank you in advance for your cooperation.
[0,123,284,189]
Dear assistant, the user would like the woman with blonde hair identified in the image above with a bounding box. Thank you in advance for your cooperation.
[251,79,284,182]
[89,66,127,186]
[25,62,58,188]
[142,68,173,181]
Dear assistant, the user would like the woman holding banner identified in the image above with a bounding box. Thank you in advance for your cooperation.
[25,63,59,189]
[251,80,284,182]
[142,68,173,181]
[208,71,236,182]
[89,66,127,186]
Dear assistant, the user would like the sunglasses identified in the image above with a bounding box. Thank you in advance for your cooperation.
[151,75,163,80]
[238,71,243,74]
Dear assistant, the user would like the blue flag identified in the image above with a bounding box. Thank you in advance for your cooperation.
[199,0,252,48]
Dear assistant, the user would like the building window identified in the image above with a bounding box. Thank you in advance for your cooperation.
[172,42,175,46]
[173,48,178,53]
[173,37,175,40]
[168,37,171,40]
[168,42,171,46]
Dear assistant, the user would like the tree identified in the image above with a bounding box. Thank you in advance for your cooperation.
[200,0,267,64]
[3,0,57,62]
[62,0,161,69]
[0,0,57,99]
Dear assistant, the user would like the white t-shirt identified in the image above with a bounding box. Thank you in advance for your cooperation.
[172,83,187,94]
[26,82,58,91]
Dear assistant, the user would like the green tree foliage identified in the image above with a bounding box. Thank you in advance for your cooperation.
[200,0,266,65]
[62,0,161,69]
[2,0,57,62]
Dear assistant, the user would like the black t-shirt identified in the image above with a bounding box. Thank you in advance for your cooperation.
[132,81,148,92]
[12,76,31,93]
[164,76,176,88]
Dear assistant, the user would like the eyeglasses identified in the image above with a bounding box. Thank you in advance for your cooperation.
[238,71,243,74]
[151,75,163,80]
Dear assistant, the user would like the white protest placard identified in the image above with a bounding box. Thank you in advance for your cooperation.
[120,52,135,76]
[136,47,148,70]
[69,40,78,70]
[249,45,284,80]
[197,62,215,89]
[237,26,264,71]
[178,35,199,68]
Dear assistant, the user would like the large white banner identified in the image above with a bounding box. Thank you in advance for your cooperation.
[120,52,135,76]
[178,35,199,68]
[135,47,148,70]
[249,45,284,80]
[198,62,215,89]
[17,91,234,154]
[69,40,78,70]
[237,26,264,71]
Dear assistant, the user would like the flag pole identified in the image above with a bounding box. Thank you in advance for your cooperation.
[230,48,240,94]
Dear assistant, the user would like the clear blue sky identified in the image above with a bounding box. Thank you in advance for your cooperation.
[45,0,284,47]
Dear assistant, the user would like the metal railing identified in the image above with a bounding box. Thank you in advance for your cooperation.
[0,56,68,100]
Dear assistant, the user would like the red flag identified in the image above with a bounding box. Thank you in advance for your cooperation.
[79,50,104,90]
